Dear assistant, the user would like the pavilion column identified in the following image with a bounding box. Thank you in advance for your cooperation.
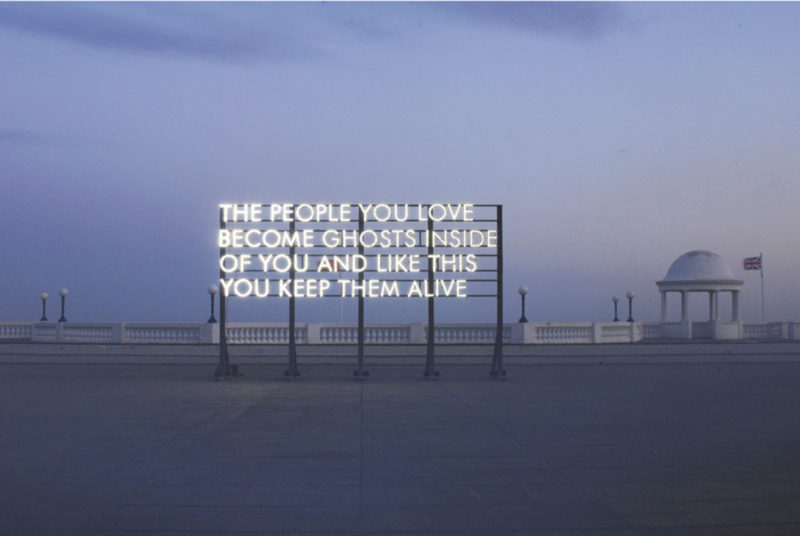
[681,291,689,321]
[732,290,740,321]
[709,291,719,321]
[660,291,668,322]
[708,291,713,321]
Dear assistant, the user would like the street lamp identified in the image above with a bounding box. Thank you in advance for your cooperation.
[40,292,48,322]
[612,296,619,322]
[626,291,635,322]
[207,285,218,323]
[58,288,68,323]
[518,286,528,323]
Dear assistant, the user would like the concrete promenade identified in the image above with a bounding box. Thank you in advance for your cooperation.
[2,344,800,534]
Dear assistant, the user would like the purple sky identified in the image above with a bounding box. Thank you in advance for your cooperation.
[2,2,798,323]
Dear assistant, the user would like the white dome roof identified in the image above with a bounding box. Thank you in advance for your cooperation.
[661,250,736,282]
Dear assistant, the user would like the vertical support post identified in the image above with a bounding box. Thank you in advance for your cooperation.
[286,213,299,378]
[354,209,369,379]
[760,252,765,322]
[424,215,438,378]
[58,293,67,323]
[208,291,216,323]
[681,291,689,321]
[712,291,720,321]
[491,205,506,378]
[215,207,232,379]
[708,291,714,321]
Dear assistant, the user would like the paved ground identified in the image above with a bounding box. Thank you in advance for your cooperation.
[2,360,800,535]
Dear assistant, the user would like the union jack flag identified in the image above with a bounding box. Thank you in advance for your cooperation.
[743,256,762,271]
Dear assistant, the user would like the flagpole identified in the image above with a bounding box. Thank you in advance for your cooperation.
[760,252,765,322]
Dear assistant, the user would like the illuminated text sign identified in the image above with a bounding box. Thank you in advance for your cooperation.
[217,203,500,299]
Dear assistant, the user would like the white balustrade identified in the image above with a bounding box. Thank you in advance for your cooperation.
[367,326,411,343]
[427,325,510,344]
[743,322,784,339]
[2,321,799,344]
[320,326,358,344]
[534,324,593,344]
[555,325,590,343]
[0,323,32,340]
[125,324,203,343]
[642,323,663,338]
[63,324,115,343]
[224,324,307,344]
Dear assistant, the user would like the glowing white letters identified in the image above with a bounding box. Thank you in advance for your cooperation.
[220,203,477,223]
[219,203,262,222]
[218,229,314,248]
[218,203,496,299]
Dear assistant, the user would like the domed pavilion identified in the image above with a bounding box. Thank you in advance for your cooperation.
[656,250,744,339]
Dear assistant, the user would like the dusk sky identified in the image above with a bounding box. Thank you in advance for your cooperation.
[2,2,799,324]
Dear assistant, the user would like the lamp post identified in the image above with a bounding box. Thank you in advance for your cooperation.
[612,296,619,322]
[518,286,528,323]
[626,291,635,322]
[207,285,218,323]
[40,292,48,322]
[58,288,68,323]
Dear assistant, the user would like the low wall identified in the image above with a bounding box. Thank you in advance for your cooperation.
[1,321,798,345]
[0,322,627,345]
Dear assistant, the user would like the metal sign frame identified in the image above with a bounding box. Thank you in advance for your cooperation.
[215,203,504,379]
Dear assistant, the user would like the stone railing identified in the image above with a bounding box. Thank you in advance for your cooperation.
[317,324,414,344]
[1,321,798,344]
[511,322,643,344]
[0,323,33,340]
[532,324,593,344]
[641,322,663,339]
[431,324,511,344]
[743,322,800,340]
[641,321,799,341]
[124,324,210,344]
[17,323,216,344]
[225,324,306,345]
